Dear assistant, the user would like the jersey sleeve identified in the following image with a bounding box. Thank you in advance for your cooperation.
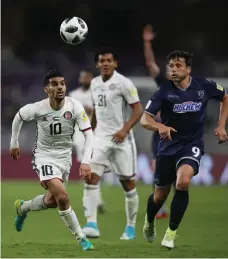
[74,102,92,131]
[122,78,140,104]
[144,87,164,116]
[19,103,37,121]
[205,79,226,101]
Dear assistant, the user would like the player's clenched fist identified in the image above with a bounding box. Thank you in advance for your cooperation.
[157,124,177,141]
[10,148,20,160]
[214,126,228,144]
[79,163,91,180]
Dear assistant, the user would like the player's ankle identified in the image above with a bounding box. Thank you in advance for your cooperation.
[87,219,97,224]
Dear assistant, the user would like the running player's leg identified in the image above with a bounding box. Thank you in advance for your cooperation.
[161,145,201,249]
[15,159,93,250]
[46,177,93,250]
[151,135,168,219]
[144,155,175,243]
[112,140,139,240]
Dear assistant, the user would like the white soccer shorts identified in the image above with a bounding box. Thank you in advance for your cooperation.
[32,156,71,188]
[90,136,137,179]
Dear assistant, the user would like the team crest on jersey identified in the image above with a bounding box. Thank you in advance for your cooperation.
[197,90,204,99]
[216,84,223,91]
[173,101,202,113]
[63,111,72,120]
[109,84,116,90]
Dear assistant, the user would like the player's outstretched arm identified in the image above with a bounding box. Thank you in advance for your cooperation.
[143,24,160,78]
[10,112,24,160]
[214,94,228,143]
[9,103,37,160]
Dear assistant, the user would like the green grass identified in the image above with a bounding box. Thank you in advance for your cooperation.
[1,181,228,257]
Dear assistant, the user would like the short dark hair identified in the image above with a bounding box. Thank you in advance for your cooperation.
[167,50,193,67]
[94,48,117,63]
[43,70,64,86]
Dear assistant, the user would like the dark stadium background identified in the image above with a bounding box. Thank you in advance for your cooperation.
[1,1,228,257]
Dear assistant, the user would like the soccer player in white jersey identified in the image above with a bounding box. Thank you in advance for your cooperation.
[10,70,94,251]
[82,50,143,240]
[69,69,106,214]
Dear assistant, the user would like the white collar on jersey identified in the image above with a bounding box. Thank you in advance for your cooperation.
[175,76,192,91]
[100,70,117,83]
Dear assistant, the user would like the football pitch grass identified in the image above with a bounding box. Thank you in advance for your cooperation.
[1,181,228,258]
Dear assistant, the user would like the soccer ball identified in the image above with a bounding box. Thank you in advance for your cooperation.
[60,17,88,45]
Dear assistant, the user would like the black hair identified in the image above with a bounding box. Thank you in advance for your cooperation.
[167,50,193,67]
[94,48,117,63]
[43,70,64,86]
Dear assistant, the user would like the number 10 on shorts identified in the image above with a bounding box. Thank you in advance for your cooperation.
[41,165,53,176]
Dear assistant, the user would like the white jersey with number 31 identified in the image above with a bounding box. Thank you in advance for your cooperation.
[91,71,139,137]
[18,97,91,162]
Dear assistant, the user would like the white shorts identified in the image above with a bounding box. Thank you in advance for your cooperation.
[32,156,71,189]
[90,136,137,179]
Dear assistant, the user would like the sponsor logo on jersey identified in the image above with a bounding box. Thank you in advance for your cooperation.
[63,111,72,120]
[216,84,223,91]
[173,101,202,113]
[81,111,89,122]
[168,94,179,101]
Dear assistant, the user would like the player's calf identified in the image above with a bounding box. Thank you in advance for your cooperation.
[162,162,193,248]
[82,172,101,238]
[14,194,48,232]
[46,178,94,249]
[119,179,138,240]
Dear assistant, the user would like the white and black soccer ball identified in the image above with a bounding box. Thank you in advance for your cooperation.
[60,17,88,45]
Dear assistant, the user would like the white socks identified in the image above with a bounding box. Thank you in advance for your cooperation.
[21,195,47,213]
[83,184,99,223]
[97,183,104,206]
[125,188,139,227]
[59,207,85,241]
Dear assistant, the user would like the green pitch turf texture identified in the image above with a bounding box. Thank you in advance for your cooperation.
[1,181,228,258]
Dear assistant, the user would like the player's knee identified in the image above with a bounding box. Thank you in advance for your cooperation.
[176,178,191,190]
[119,179,135,192]
[85,172,100,185]
[45,198,58,208]
[55,192,69,207]
[154,188,170,203]
[176,164,194,190]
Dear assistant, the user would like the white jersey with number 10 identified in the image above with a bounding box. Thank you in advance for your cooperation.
[18,97,91,162]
